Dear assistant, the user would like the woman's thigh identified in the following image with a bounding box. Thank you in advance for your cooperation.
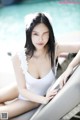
[0,99,39,119]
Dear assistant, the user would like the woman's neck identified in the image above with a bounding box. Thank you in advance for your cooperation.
[34,48,48,58]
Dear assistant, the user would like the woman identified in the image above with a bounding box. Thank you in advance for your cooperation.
[0,12,80,119]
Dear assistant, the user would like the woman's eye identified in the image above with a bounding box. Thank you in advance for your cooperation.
[33,33,38,36]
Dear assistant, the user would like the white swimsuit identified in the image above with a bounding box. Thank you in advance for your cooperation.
[18,49,56,100]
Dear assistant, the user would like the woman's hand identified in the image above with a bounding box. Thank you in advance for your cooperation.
[60,66,73,88]
[46,89,58,97]
[43,89,58,104]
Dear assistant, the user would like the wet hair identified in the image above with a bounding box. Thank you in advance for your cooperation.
[25,13,55,68]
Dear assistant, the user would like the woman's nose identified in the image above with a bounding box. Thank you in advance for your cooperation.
[39,36,43,41]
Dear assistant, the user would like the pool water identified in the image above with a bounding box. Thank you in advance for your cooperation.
[0,0,80,53]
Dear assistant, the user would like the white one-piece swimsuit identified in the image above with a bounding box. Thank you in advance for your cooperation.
[18,49,56,100]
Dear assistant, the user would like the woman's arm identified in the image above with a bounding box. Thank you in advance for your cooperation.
[68,50,80,68]
[60,50,80,87]
[12,55,53,104]
[56,42,80,57]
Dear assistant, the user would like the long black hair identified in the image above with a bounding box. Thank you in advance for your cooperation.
[25,13,55,68]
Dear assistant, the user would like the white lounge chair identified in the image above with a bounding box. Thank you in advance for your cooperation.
[11,65,80,120]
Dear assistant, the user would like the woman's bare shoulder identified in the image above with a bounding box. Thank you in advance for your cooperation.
[12,48,26,63]
[12,53,21,66]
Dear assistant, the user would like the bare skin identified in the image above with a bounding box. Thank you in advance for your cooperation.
[0,84,39,119]
[0,84,18,103]
[0,99,39,119]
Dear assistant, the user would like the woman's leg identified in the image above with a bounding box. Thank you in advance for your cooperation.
[0,99,39,119]
[0,83,19,103]
[31,66,80,120]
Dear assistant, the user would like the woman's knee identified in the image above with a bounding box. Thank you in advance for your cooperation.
[0,92,5,103]
[0,85,19,103]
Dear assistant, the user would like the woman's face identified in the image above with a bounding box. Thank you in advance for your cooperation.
[31,23,49,50]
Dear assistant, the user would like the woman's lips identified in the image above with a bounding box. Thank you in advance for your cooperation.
[37,43,44,45]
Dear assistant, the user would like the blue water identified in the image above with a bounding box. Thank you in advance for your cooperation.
[0,0,80,51]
